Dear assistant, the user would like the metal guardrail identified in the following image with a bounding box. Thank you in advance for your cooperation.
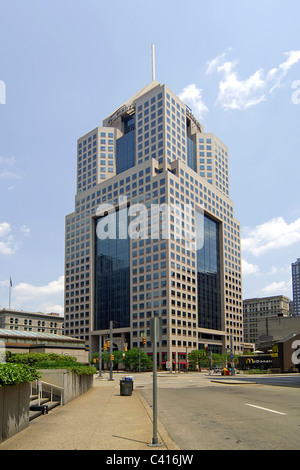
[31,380,64,406]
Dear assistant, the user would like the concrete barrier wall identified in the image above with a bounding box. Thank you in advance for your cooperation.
[0,383,30,443]
[37,369,94,404]
[0,371,93,443]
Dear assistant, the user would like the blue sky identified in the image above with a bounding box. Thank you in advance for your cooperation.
[1,0,300,314]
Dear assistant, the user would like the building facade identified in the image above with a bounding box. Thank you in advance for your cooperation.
[0,309,64,335]
[243,295,291,346]
[64,80,243,367]
[292,258,300,315]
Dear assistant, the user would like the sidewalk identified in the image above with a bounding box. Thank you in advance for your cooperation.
[0,373,179,451]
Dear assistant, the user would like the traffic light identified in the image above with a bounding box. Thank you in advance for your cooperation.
[104,343,107,351]
[107,340,110,348]
[110,354,114,361]
[124,345,127,352]
[142,336,146,345]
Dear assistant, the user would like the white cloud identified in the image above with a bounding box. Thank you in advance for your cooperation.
[12,275,64,315]
[216,62,266,110]
[258,279,292,297]
[0,222,20,255]
[37,303,64,316]
[242,259,260,276]
[0,279,9,288]
[178,83,208,119]
[0,156,16,166]
[20,225,30,236]
[0,170,21,180]
[268,266,278,275]
[268,50,300,93]
[0,155,21,182]
[14,275,64,300]
[206,50,300,110]
[205,52,226,75]
[0,222,11,238]
[0,222,31,255]
[242,216,300,256]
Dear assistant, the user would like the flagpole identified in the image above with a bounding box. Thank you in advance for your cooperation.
[9,277,12,310]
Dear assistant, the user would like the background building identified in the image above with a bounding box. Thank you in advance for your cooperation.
[0,329,87,362]
[292,258,300,315]
[0,308,64,335]
[243,295,291,346]
[65,79,243,367]
[257,315,300,348]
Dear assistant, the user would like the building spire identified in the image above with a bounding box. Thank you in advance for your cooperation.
[152,43,155,81]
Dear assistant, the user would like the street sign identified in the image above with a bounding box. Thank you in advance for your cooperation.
[150,317,162,344]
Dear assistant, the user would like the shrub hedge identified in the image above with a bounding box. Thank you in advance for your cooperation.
[5,352,97,376]
[0,363,40,387]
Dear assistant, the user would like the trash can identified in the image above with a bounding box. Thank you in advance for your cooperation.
[120,379,132,396]
[124,375,133,391]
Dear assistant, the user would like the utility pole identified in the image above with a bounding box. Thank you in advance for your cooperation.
[8,277,12,309]
[139,331,143,373]
[139,347,141,373]
[98,334,103,377]
[230,335,235,376]
[209,350,213,375]
[109,321,114,381]
[148,317,163,447]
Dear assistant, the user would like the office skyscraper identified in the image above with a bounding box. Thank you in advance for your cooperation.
[292,258,300,315]
[64,77,243,368]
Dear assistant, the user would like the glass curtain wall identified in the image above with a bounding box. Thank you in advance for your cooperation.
[196,212,221,330]
[116,115,135,174]
[187,136,197,172]
[94,209,130,330]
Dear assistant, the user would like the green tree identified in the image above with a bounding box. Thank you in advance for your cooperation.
[92,350,125,369]
[188,349,229,370]
[188,349,210,369]
[123,348,152,371]
[112,350,124,369]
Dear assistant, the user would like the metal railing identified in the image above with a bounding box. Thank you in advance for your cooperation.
[31,380,64,406]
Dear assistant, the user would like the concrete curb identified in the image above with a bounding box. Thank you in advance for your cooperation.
[210,379,257,385]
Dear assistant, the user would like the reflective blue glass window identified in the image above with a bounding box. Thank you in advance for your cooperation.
[94,209,130,330]
[187,136,196,171]
[196,212,221,330]
[116,115,136,174]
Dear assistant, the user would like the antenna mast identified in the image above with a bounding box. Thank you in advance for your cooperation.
[152,44,155,81]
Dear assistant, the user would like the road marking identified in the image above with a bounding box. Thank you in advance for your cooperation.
[245,403,287,415]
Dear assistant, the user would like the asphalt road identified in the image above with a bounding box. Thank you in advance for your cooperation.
[136,373,300,450]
